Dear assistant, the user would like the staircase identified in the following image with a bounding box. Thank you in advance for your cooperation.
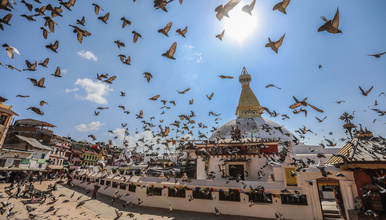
[323,210,343,220]
[321,200,344,220]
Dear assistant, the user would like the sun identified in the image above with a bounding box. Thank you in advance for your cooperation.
[222,6,258,43]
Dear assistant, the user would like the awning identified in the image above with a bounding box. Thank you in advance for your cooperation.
[348,163,386,169]
[317,178,339,186]
[0,106,18,116]
[14,135,53,151]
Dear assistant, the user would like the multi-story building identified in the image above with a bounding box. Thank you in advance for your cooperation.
[10,119,56,145]
[0,96,18,150]
[1,135,52,170]
[82,150,98,166]
[48,135,71,170]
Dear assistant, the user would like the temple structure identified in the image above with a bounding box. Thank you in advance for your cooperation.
[74,67,359,220]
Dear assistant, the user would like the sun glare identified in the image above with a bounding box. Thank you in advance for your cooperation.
[223,7,258,43]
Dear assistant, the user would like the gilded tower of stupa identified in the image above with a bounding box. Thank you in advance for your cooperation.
[235,67,262,118]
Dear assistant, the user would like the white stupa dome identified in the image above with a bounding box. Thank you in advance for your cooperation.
[209,117,295,142]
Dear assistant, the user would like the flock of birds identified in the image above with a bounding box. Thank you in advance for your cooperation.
[1,0,385,155]
[0,0,385,219]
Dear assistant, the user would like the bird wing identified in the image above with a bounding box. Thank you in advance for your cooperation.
[321,16,328,23]
[168,42,177,57]
[289,103,301,109]
[365,86,373,95]
[282,0,291,8]
[223,0,241,13]
[318,19,331,32]
[106,76,116,83]
[332,8,339,28]
[43,58,49,65]
[55,67,61,76]
[6,47,14,58]
[183,87,190,93]
[76,31,84,43]
[94,4,99,15]
[274,33,285,48]
[249,0,256,10]
[359,86,365,95]
[164,22,172,33]
[53,40,59,50]
[133,33,138,43]
[209,92,214,99]
[216,30,225,40]
[125,56,131,64]
[150,94,160,100]
[292,96,300,103]
[182,26,188,35]
[273,1,283,11]
[28,78,38,85]
[307,103,323,113]
[104,13,110,21]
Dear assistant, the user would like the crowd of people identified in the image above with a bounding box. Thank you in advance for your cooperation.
[0,170,72,199]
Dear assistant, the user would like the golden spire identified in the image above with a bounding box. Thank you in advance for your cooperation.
[235,67,261,118]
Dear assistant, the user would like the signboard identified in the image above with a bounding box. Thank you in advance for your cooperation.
[37,159,46,164]
[284,168,298,186]
[21,159,30,164]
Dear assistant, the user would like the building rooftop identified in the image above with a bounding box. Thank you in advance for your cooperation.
[15,118,55,127]
[325,136,386,168]
[14,135,53,151]
[0,106,18,116]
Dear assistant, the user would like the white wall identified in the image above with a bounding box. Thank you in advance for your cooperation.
[73,173,315,220]
[197,155,272,181]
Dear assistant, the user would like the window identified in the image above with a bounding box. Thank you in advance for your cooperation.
[0,159,6,167]
[100,180,105,185]
[38,164,42,168]
[128,184,136,192]
[281,194,308,205]
[219,190,240,202]
[105,181,111,187]
[112,182,118,188]
[119,183,127,190]
[168,188,185,198]
[41,154,45,159]
[147,187,162,196]
[193,189,212,200]
[52,159,56,165]
[228,164,244,180]
[55,148,60,155]
[249,192,272,203]
[13,160,20,167]
[0,115,8,125]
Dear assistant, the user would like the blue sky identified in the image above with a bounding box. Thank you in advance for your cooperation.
[1,0,385,149]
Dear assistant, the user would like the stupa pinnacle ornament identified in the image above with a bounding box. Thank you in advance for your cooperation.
[235,67,262,118]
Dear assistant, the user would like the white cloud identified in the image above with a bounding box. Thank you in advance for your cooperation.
[61,69,68,74]
[75,121,104,132]
[184,44,194,49]
[74,78,112,104]
[77,50,98,61]
[194,53,203,63]
[65,88,79,93]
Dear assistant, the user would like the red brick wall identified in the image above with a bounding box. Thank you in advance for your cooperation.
[260,144,278,154]
[354,169,372,209]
